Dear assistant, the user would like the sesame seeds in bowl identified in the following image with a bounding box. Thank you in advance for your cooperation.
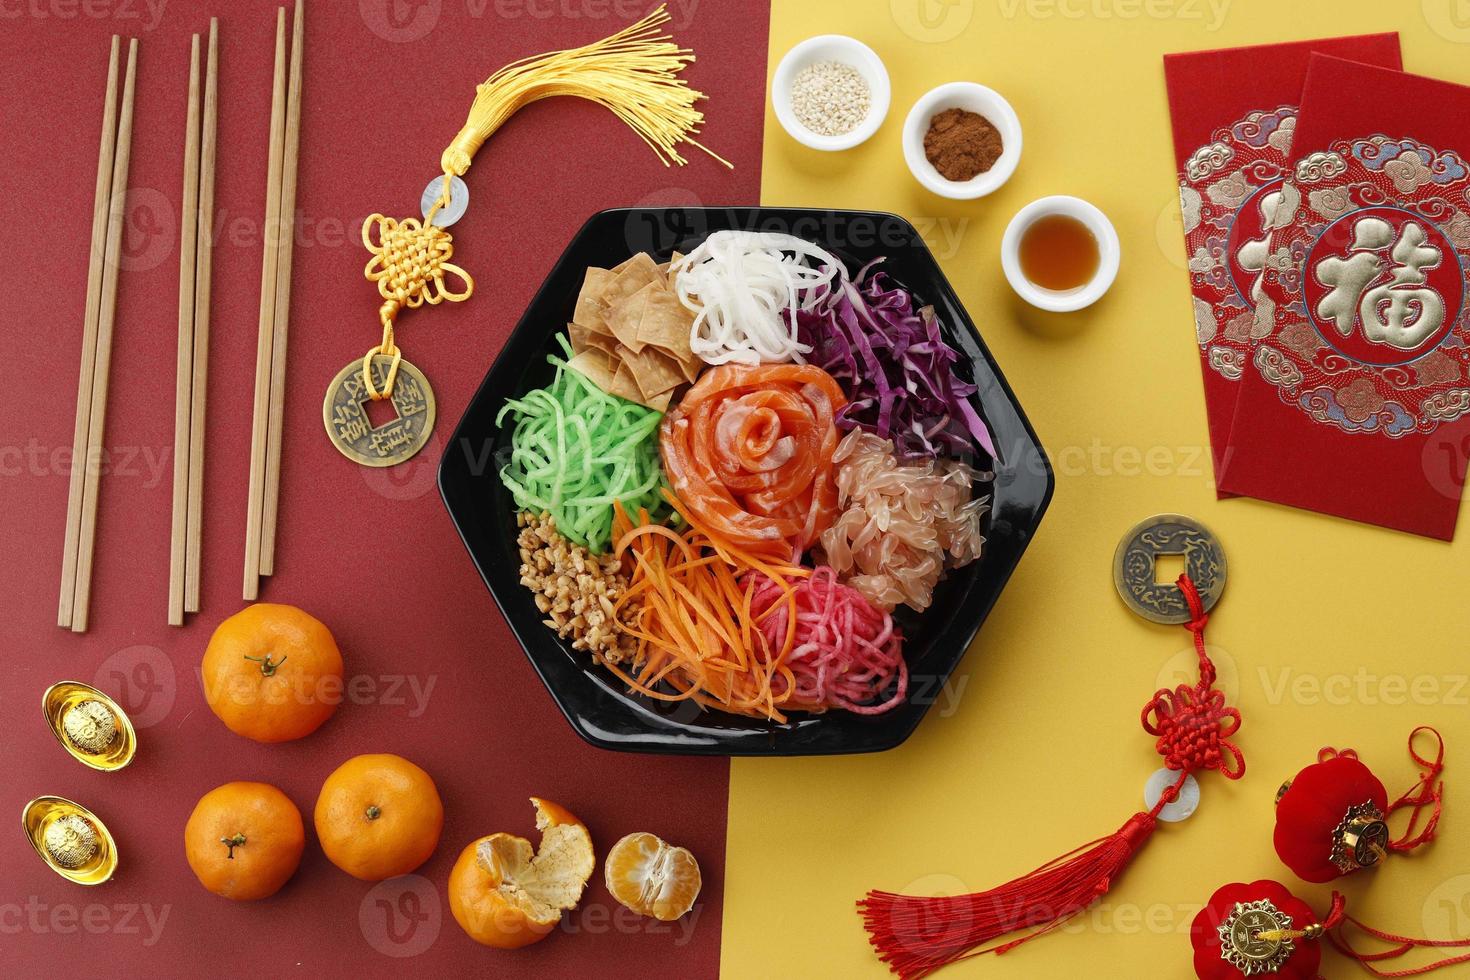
[792,62,871,138]
[772,35,891,151]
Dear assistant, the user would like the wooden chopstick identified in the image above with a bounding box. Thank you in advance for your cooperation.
[60,35,121,629]
[244,7,289,601]
[71,37,139,634]
[259,0,304,578]
[169,33,203,627]
[185,17,219,614]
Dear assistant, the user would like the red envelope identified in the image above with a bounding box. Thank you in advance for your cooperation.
[1163,34,1402,491]
[1220,54,1470,539]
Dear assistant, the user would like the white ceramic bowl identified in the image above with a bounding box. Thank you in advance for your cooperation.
[1001,195,1121,312]
[771,35,891,151]
[903,82,1022,199]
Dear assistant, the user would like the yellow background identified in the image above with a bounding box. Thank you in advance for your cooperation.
[726,3,1470,978]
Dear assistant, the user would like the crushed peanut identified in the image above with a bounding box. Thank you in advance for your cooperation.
[517,511,639,666]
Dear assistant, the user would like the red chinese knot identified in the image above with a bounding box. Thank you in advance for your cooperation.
[1141,575,1245,784]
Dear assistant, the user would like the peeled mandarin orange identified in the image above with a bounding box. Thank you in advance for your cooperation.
[201,603,344,743]
[447,797,595,949]
[604,831,701,921]
[184,781,305,901]
[315,753,443,881]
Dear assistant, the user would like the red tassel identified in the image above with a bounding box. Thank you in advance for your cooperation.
[1298,888,1470,977]
[1386,726,1446,855]
[859,577,1242,979]
[1328,903,1470,978]
[858,810,1159,980]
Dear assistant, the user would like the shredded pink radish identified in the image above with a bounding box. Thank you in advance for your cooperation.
[744,567,907,715]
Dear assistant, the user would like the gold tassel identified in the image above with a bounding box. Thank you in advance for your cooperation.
[438,3,729,183]
[357,4,728,401]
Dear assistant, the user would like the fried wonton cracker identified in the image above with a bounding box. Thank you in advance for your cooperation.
[608,361,646,404]
[605,253,661,303]
[562,251,703,412]
[605,283,655,354]
[566,349,619,392]
[568,321,618,357]
[573,267,615,332]
[623,346,686,399]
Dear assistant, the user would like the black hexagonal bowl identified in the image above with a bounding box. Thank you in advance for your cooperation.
[439,207,1052,756]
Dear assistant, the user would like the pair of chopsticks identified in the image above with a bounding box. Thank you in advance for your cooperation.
[59,36,139,633]
[168,20,220,627]
[244,0,304,601]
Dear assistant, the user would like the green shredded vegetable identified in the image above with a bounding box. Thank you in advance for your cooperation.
[497,336,670,552]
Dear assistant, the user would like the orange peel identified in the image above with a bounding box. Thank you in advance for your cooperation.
[447,797,595,949]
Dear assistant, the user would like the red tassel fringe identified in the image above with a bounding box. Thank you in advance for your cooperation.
[1387,726,1446,856]
[858,811,1159,980]
[859,577,1241,979]
[1326,892,1470,978]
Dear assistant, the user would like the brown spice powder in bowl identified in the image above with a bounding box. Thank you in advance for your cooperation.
[923,108,1003,182]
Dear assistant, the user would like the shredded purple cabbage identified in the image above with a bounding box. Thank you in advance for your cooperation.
[796,261,997,463]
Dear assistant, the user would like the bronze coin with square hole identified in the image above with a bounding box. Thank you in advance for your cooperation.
[323,355,436,467]
[1113,514,1226,625]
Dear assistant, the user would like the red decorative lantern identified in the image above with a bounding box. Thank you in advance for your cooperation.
[1274,750,1389,882]
[1191,880,1321,979]
[1273,728,1444,883]
[1192,878,1470,977]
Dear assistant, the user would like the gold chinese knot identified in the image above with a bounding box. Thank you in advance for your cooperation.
[359,209,473,399]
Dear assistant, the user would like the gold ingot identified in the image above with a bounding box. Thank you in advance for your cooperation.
[46,814,98,867]
[22,796,118,885]
[42,681,136,771]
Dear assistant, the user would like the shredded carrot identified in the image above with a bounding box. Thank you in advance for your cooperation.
[611,491,806,722]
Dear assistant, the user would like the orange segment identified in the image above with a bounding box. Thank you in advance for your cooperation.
[604,831,701,921]
[448,798,595,949]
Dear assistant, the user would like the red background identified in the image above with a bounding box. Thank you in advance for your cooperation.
[0,0,767,974]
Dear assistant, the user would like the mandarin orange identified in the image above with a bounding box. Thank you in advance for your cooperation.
[447,797,595,949]
[315,753,443,881]
[201,603,344,743]
[184,781,305,901]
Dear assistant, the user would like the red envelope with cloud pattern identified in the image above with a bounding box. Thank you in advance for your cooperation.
[1219,55,1470,539]
[1163,34,1401,491]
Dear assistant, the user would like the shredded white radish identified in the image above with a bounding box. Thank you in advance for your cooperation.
[671,231,847,366]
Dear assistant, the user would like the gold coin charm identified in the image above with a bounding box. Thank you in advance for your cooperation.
[42,681,137,771]
[323,354,436,467]
[22,796,119,885]
[1217,899,1295,975]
